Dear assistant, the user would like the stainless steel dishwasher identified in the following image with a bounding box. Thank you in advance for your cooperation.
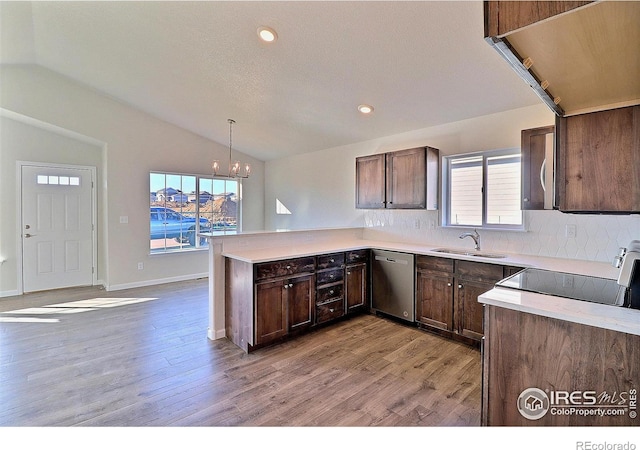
[371,250,415,322]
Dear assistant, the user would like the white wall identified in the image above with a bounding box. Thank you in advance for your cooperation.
[265,103,640,264]
[0,65,265,294]
[265,104,554,230]
[0,114,106,296]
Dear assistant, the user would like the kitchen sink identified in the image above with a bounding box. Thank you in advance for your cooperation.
[431,248,507,259]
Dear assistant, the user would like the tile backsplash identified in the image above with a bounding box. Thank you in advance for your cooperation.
[363,209,640,264]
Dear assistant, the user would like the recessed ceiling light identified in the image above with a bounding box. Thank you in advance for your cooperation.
[257,26,278,43]
[358,104,374,114]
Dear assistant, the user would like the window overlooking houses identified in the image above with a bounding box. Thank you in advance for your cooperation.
[443,149,523,229]
[150,172,239,253]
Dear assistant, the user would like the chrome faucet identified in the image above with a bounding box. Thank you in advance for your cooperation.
[459,229,481,251]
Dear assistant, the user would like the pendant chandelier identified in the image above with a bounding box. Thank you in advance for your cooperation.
[212,119,251,179]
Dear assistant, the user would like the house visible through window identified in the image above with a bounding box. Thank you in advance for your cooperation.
[150,172,239,253]
[443,149,522,229]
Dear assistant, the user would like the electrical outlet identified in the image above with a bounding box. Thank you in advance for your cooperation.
[119,216,128,224]
[565,224,577,238]
[562,274,574,288]
[137,262,143,270]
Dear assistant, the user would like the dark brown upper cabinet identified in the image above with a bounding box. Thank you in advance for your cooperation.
[356,146,439,210]
[521,125,554,210]
[484,1,640,118]
[555,105,640,213]
[355,154,386,209]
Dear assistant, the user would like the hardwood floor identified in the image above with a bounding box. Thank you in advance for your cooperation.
[0,279,481,427]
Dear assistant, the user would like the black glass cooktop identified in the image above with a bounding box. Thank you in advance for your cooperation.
[495,268,625,306]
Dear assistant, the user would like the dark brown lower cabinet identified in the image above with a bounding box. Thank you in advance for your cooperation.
[455,279,493,341]
[482,305,640,426]
[345,262,367,313]
[416,271,454,331]
[416,256,520,344]
[226,251,369,353]
[255,274,314,346]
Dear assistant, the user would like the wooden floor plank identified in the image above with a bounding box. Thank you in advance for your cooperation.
[0,279,480,426]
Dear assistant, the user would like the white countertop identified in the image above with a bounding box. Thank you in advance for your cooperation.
[479,287,640,336]
[221,236,639,336]
[222,237,619,279]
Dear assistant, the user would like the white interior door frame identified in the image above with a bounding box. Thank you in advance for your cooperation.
[16,161,98,295]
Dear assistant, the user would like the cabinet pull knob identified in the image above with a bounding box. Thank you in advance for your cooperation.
[284,284,288,289]
[347,271,351,275]
[447,283,452,287]
[330,259,334,263]
[329,290,334,295]
[329,308,334,313]
[289,283,293,288]
[330,274,334,278]
[458,284,463,289]
[523,198,529,202]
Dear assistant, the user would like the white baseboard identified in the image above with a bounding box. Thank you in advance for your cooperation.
[0,289,20,298]
[106,273,208,291]
[208,328,226,341]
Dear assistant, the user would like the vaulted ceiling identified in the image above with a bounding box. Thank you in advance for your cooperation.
[0,1,541,160]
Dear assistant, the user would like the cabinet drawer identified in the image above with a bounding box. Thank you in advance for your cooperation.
[416,255,454,274]
[255,257,315,280]
[316,267,344,285]
[317,283,344,304]
[316,298,345,324]
[455,260,504,283]
[346,249,369,264]
[316,253,345,270]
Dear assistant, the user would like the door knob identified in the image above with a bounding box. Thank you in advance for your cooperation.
[24,233,36,238]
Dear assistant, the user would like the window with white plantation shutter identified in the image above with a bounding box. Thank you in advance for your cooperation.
[444,149,523,229]
[449,156,482,226]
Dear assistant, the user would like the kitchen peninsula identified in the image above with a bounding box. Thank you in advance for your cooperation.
[203,228,638,345]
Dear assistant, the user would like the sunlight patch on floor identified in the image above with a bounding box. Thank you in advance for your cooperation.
[0,297,159,321]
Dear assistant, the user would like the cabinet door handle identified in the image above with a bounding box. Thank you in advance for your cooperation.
[540,158,547,192]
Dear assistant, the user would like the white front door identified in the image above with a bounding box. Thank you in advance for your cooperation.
[21,165,94,293]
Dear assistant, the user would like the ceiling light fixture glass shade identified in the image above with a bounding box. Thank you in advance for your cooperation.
[358,104,374,114]
[257,26,277,43]
[212,119,251,179]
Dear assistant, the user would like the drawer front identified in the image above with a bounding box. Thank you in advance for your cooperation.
[316,252,345,270]
[346,249,369,265]
[316,299,345,324]
[255,257,315,280]
[456,260,504,283]
[416,255,454,274]
[316,267,344,285]
[316,283,344,304]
